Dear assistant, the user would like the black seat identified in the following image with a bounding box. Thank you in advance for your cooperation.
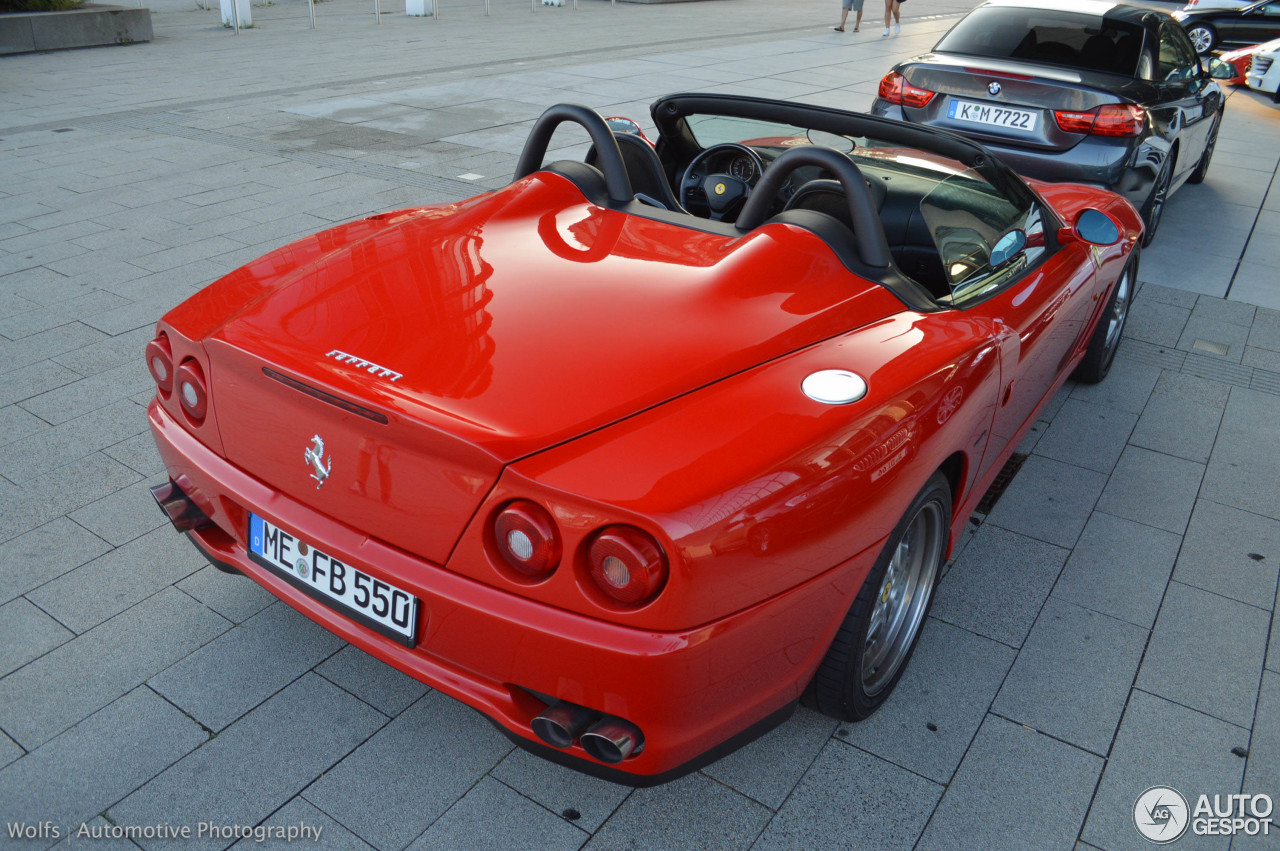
[586,133,687,213]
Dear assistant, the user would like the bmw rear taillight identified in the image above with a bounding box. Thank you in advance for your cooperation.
[176,359,208,423]
[878,71,936,109]
[493,500,561,577]
[1054,104,1144,137]
[587,526,668,605]
[146,333,173,395]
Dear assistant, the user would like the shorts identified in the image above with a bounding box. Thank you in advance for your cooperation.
[841,0,863,10]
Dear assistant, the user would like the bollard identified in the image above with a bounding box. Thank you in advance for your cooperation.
[375,0,381,23]
[308,0,315,27]
[230,0,239,35]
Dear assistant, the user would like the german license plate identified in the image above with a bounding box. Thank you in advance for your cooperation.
[248,513,419,647]
[948,99,1038,132]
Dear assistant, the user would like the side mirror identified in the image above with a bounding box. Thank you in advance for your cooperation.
[1073,209,1122,246]
[989,229,1027,268]
[1206,56,1236,80]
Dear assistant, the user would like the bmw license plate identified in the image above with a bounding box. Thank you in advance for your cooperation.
[948,99,1038,132]
[248,513,419,647]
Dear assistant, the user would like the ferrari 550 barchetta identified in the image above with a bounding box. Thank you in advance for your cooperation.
[146,94,1140,784]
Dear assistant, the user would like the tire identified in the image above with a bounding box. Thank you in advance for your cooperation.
[804,471,951,721]
[1187,114,1221,185]
[1073,249,1138,384]
[1139,157,1173,247]
[1187,24,1216,55]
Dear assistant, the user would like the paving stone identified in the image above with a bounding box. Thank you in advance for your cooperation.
[1033,397,1137,474]
[490,748,632,835]
[1136,582,1269,728]
[229,797,375,851]
[1096,446,1205,535]
[840,618,1014,783]
[175,565,276,625]
[1234,671,1280,850]
[985,455,1107,549]
[1249,308,1280,352]
[303,691,512,850]
[0,451,142,546]
[0,517,111,605]
[1083,690,1247,851]
[0,597,73,678]
[915,715,1102,851]
[149,602,344,732]
[1069,351,1162,415]
[0,399,149,486]
[1125,298,1190,349]
[0,403,47,449]
[1052,512,1182,629]
[0,688,205,837]
[18,361,153,427]
[1139,282,1200,309]
[699,704,835,809]
[314,643,429,717]
[65,474,169,548]
[1174,500,1280,610]
[0,322,106,377]
[0,730,24,771]
[931,525,1069,647]
[0,359,81,408]
[0,587,229,750]
[1194,295,1256,328]
[1128,371,1230,464]
[407,776,588,851]
[992,598,1147,756]
[1202,388,1280,522]
[27,525,205,634]
[102,432,164,477]
[111,674,385,851]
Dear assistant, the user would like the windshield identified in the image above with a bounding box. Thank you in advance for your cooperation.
[934,6,1145,76]
[686,115,812,149]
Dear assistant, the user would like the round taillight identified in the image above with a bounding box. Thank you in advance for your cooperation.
[587,526,667,605]
[493,500,561,577]
[146,335,173,395]
[175,359,208,423]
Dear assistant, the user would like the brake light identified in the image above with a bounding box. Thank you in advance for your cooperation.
[146,333,173,395]
[878,71,936,109]
[587,526,668,605]
[1054,104,1144,137]
[493,500,561,577]
[175,358,208,423]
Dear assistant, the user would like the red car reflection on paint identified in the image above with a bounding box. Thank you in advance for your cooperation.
[145,94,1141,785]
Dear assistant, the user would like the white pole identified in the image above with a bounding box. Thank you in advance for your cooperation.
[375,0,381,23]
[308,0,315,28]
[230,0,240,35]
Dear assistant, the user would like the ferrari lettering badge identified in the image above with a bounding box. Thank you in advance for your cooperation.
[714,183,727,195]
[304,435,332,489]
[326,349,403,382]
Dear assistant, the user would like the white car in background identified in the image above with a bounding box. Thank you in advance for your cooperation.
[1246,38,1280,98]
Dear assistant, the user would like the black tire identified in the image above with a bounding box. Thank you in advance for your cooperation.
[1139,157,1173,247]
[1187,23,1216,55]
[1187,114,1221,185]
[1073,248,1139,384]
[804,471,951,721]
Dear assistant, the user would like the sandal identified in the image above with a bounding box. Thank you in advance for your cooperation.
[833,26,844,31]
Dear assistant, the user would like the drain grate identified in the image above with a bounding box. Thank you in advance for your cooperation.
[975,452,1029,515]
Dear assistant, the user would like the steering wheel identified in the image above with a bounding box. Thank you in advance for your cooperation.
[679,143,767,222]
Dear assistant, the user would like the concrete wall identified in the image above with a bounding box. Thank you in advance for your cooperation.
[0,5,152,55]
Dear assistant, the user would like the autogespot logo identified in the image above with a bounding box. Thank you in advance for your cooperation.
[1134,786,1190,844]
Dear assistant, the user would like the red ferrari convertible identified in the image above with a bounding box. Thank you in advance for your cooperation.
[146,94,1141,784]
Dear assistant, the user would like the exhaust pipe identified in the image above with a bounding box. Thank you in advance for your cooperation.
[580,717,644,764]
[150,482,213,532]
[531,702,599,749]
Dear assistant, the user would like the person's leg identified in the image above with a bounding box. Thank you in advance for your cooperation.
[882,0,891,36]
[852,0,863,31]
[835,0,851,31]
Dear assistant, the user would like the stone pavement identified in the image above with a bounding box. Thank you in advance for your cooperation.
[1,1,1279,848]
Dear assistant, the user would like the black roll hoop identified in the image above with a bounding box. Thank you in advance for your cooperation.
[514,103,634,206]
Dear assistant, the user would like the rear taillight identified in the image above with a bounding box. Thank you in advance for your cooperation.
[493,500,561,577]
[1054,104,1144,137]
[878,71,936,109]
[175,359,208,423]
[587,526,668,605]
[146,334,173,395]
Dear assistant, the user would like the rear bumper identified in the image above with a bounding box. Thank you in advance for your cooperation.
[148,400,877,783]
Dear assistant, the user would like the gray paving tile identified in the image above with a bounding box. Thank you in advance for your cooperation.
[408,776,588,851]
[0,731,23,771]
[0,687,205,836]
[27,525,205,634]
[65,475,170,548]
[1033,397,1137,474]
[490,749,632,835]
[0,403,47,449]
[0,597,73,678]
[0,587,229,749]
[111,674,385,851]
[303,691,512,850]
[932,525,1069,647]
[149,602,344,732]
[1083,690,1247,851]
[0,451,142,546]
[992,598,1147,755]
[985,455,1107,549]
[701,705,835,809]
[1174,500,1280,610]
[916,715,1102,851]
[752,740,940,851]
[1136,582,1269,728]
[1202,388,1280,522]
[0,399,148,486]
[1139,282,1200,309]
[1128,371,1230,464]
[175,565,276,624]
[840,618,1014,783]
[229,797,374,851]
[1096,446,1205,535]
[0,359,81,408]
[102,432,165,477]
[1234,670,1279,850]
[1052,511,1182,629]
[1125,298,1190,349]
[1250,308,1280,353]
[314,643,429,718]
[1069,351,1162,415]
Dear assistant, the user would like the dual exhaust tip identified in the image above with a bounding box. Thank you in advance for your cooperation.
[150,481,213,532]
[531,702,644,764]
